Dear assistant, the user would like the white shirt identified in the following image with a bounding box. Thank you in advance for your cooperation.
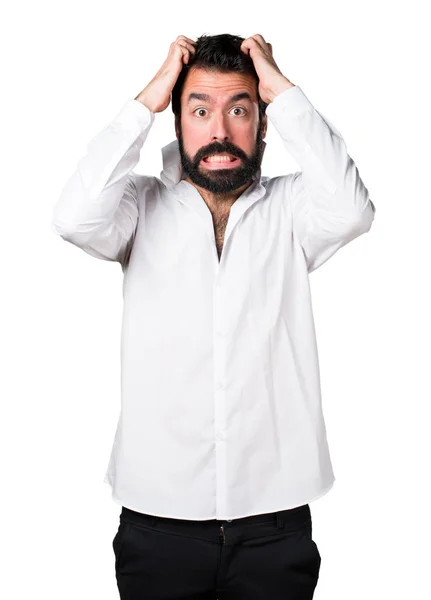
[52,84,375,520]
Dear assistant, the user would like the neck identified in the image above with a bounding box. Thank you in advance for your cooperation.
[184,177,254,213]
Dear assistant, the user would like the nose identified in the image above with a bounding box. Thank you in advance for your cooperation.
[210,112,230,142]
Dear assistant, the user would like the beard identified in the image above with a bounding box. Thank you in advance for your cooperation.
[177,119,266,195]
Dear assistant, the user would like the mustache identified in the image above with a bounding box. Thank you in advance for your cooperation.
[194,142,247,164]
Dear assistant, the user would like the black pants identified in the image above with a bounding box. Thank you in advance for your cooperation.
[113,503,321,599]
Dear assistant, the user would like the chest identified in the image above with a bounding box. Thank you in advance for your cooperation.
[212,211,230,261]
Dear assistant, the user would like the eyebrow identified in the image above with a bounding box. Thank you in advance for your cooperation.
[187,92,254,105]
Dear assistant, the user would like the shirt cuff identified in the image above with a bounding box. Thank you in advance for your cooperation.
[110,98,155,132]
[266,85,314,119]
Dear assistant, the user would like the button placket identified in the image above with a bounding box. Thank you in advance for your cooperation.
[213,277,227,438]
[213,275,228,515]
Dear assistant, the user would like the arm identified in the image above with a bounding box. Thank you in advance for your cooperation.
[266,84,376,273]
[240,34,376,274]
[51,99,154,264]
[51,34,197,265]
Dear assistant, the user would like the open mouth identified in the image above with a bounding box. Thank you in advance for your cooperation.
[201,153,241,168]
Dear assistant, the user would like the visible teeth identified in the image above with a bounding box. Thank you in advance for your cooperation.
[205,155,235,162]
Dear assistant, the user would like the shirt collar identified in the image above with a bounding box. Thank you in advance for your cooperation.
[160,139,268,195]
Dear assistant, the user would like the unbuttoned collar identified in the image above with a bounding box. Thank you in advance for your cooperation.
[159,139,268,199]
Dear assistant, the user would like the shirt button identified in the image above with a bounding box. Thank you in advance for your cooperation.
[215,381,225,391]
[216,432,225,441]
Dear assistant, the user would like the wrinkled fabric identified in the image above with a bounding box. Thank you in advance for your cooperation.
[51,85,375,520]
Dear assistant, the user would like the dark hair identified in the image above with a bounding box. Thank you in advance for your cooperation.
[171,33,268,122]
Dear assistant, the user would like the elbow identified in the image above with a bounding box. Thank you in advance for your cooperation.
[348,198,376,237]
[51,220,80,246]
[51,215,68,237]
[51,216,98,245]
[51,215,78,240]
[51,217,65,236]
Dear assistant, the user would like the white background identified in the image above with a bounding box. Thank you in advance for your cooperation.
[2,0,430,598]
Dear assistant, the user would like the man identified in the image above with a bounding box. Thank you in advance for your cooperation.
[52,33,375,599]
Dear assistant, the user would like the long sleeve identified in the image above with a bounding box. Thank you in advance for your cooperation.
[266,85,376,273]
[51,98,155,264]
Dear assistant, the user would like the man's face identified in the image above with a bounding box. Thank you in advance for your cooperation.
[176,68,267,195]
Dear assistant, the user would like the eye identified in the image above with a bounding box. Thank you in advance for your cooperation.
[193,108,208,117]
[192,106,247,118]
[230,107,247,116]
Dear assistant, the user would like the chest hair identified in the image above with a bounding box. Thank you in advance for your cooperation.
[212,211,230,261]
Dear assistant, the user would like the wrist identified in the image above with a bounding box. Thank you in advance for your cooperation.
[134,91,153,112]
[267,78,295,103]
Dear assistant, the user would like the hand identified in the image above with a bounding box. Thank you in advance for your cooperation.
[240,34,294,104]
[135,35,196,113]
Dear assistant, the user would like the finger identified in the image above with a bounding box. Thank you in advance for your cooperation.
[173,46,191,66]
[251,33,267,46]
[245,35,266,51]
[241,36,264,53]
[240,39,251,54]
[178,40,196,54]
[177,35,196,46]
[177,46,193,64]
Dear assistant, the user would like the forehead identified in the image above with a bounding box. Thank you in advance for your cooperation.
[182,68,258,104]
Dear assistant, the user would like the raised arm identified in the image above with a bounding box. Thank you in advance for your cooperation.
[267,85,376,273]
[51,100,154,264]
[51,35,197,265]
[241,34,376,274]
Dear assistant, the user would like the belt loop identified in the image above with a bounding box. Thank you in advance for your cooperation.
[276,511,284,530]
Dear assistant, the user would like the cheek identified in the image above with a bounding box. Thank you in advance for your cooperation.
[235,132,257,154]
[232,122,258,145]
[183,125,206,156]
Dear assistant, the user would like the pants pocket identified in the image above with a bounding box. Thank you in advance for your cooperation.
[304,518,322,572]
[112,521,130,573]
